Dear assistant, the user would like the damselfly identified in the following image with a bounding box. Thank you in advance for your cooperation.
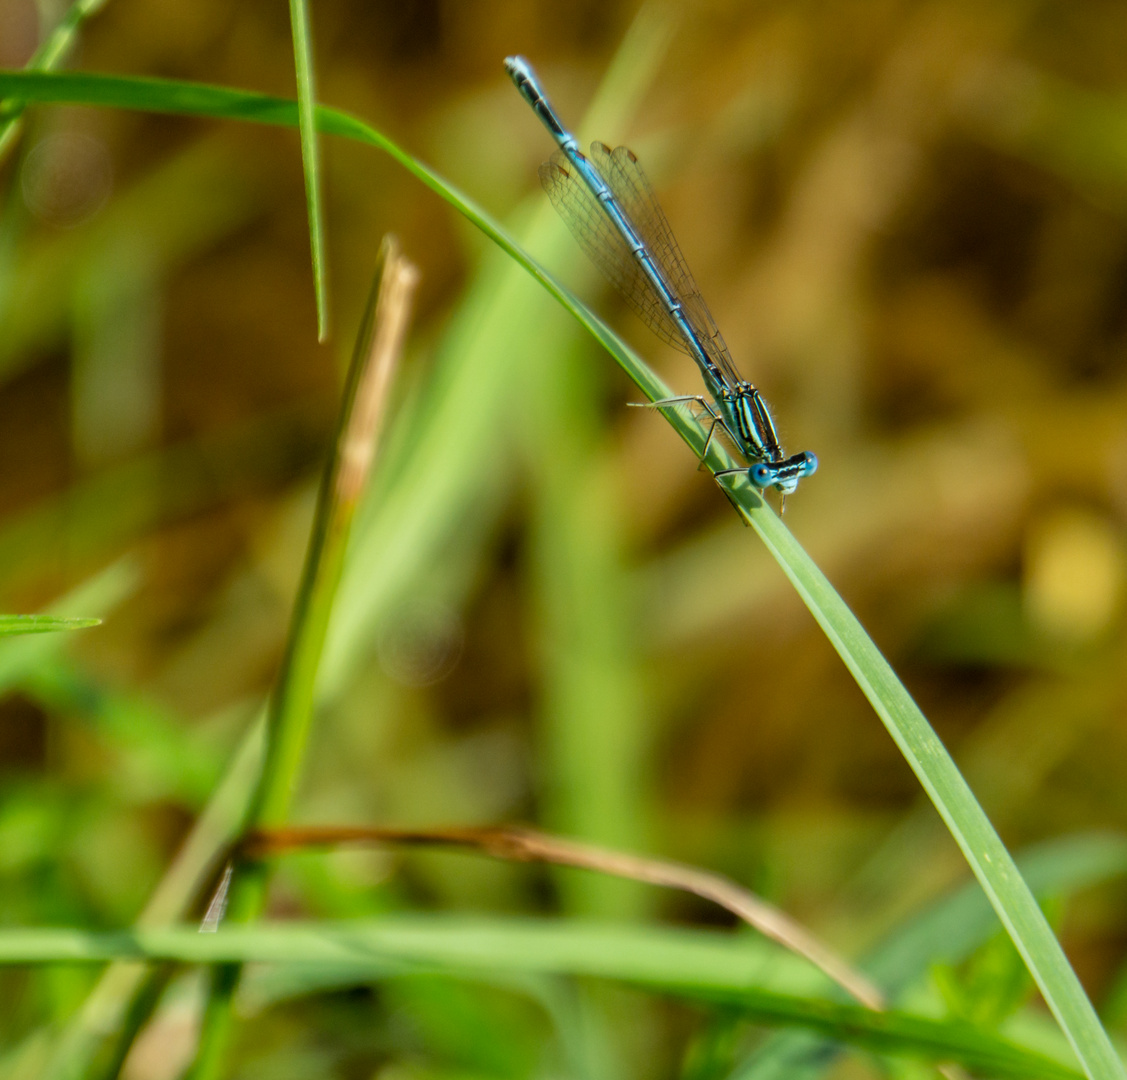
[505,55,817,497]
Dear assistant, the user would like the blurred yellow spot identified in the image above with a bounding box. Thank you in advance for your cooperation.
[1024,507,1125,641]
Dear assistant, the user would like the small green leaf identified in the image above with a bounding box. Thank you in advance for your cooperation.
[0,614,100,635]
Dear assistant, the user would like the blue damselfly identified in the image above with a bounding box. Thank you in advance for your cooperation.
[505,55,817,497]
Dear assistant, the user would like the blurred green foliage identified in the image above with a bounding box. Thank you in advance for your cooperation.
[1,1,1127,1078]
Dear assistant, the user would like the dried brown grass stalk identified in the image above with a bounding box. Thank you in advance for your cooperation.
[237,823,886,1012]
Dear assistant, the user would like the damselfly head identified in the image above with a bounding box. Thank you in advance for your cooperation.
[750,451,818,495]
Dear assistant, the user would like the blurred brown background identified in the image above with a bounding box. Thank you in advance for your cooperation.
[2,0,1127,1070]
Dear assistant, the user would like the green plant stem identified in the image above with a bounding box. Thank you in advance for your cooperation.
[186,239,416,1080]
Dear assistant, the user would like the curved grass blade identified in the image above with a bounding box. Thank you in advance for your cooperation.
[286,0,328,340]
[0,71,677,415]
[0,67,1118,1080]
[0,919,1083,1080]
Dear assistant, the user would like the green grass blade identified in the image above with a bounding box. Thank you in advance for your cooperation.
[0,560,134,688]
[0,67,1117,1080]
[250,238,414,835]
[24,0,110,70]
[187,240,416,1080]
[868,832,1127,993]
[38,714,266,1080]
[0,614,100,634]
[0,71,671,408]
[736,832,1127,1079]
[0,0,110,159]
[286,0,328,340]
[736,504,1121,1080]
[0,919,1082,1080]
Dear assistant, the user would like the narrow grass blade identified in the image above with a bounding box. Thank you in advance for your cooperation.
[0,919,1082,1080]
[736,832,1127,1080]
[0,0,111,161]
[0,560,135,688]
[251,237,418,836]
[286,0,329,340]
[0,67,1117,1080]
[188,239,418,1080]
[0,614,100,634]
[731,500,1122,1080]
[0,72,673,407]
[39,714,266,1080]
[868,832,1127,994]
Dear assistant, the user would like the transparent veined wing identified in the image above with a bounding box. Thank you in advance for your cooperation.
[590,142,745,388]
[539,151,693,355]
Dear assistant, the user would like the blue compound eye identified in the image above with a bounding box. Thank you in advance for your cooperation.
[750,464,775,488]
[801,452,819,476]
